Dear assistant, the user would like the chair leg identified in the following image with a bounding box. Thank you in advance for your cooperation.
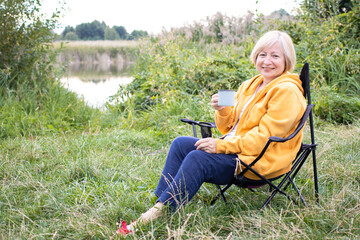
[217,185,227,204]
[312,149,319,203]
[260,193,274,210]
[260,187,298,210]
[210,195,220,205]
[260,174,304,210]
[288,176,306,205]
[211,184,231,205]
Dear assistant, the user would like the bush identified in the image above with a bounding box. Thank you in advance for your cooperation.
[113,38,256,114]
[0,0,60,91]
[313,86,360,124]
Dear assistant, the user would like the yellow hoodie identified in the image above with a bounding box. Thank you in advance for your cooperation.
[215,72,307,180]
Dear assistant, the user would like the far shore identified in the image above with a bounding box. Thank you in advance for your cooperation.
[53,40,141,48]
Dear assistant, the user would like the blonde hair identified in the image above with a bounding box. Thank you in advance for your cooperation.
[250,31,296,72]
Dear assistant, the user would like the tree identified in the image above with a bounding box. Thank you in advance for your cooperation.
[270,9,290,18]
[0,0,61,90]
[61,21,149,41]
[129,30,148,40]
[75,20,105,40]
[64,31,79,41]
[104,27,120,40]
[62,25,76,38]
[114,25,128,39]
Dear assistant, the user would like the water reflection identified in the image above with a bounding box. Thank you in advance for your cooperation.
[66,60,133,77]
[60,62,133,108]
[61,76,132,108]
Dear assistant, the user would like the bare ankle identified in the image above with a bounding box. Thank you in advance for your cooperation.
[138,202,165,224]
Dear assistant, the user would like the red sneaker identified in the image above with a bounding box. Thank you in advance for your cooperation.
[117,220,132,235]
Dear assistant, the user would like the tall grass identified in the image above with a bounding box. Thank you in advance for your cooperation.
[1,114,359,239]
[0,81,105,138]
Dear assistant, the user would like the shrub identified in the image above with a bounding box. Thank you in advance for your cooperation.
[0,0,61,91]
[313,86,360,124]
[113,38,256,114]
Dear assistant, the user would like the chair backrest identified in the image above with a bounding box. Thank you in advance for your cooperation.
[299,63,319,201]
[299,62,316,141]
[299,62,312,105]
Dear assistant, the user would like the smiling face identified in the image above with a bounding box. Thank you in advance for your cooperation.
[255,41,286,83]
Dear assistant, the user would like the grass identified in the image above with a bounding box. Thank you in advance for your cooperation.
[1,118,359,239]
[0,82,103,138]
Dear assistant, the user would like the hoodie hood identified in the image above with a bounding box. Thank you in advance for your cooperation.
[242,72,304,96]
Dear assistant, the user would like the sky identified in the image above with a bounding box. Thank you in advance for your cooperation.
[42,0,301,35]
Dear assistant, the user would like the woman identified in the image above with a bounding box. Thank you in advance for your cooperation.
[118,30,306,235]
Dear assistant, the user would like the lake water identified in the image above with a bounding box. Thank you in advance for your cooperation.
[60,62,133,108]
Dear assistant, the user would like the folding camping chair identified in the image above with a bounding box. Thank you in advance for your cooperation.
[181,63,319,210]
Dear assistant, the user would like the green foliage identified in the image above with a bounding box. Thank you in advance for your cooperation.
[0,82,102,138]
[303,0,354,18]
[64,31,79,41]
[0,0,107,138]
[61,25,76,38]
[113,38,256,116]
[62,21,148,41]
[278,0,360,123]
[113,25,128,39]
[104,27,120,40]
[75,20,106,40]
[0,0,60,90]
[313,86,360,124]
[129,30,149,40]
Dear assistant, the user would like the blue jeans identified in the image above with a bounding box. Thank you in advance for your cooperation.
[154,136,237,210]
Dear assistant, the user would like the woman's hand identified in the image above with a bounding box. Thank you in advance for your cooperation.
[211,94,226,111]
[195,138,217,153]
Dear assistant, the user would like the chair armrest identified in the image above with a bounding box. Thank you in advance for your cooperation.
[180,118,216,128]
[180,118,216,138]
